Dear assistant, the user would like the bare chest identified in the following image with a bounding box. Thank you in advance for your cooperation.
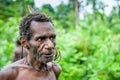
[15,69,56,80]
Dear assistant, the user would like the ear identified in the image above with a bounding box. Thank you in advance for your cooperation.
[20,37,29,49]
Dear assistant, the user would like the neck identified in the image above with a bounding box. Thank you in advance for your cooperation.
[26,51,48,72]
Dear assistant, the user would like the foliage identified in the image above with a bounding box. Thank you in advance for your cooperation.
[0,17,20,66]
[39,2,75,29]
[0,0,34,19]
[55,15,120,80]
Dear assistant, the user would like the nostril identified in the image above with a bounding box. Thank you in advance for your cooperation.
[46,46,54,49]
[44,44,54,49]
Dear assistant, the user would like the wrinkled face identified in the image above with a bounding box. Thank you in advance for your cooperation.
[28,21,56,64]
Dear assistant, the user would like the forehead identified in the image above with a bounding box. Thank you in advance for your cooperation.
[30,21,55,37]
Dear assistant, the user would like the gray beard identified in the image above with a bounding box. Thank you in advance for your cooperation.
[29,46,53,64]
[30,47,43,63]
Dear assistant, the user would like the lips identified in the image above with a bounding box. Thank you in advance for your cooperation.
[44,53,53,62]
[44,50,54,56]
[38,49,54,59]
[45,52,52,55]
[45,53,53,57]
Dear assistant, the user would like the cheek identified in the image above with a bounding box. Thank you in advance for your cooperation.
[29,40,41,50]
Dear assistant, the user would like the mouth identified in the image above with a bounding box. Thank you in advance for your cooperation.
[44,53,53,58]
[38,50,54,62]
[44,52,53,62]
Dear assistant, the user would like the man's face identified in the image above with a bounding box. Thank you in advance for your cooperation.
[28,21,56,64]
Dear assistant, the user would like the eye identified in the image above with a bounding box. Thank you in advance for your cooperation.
[50,35,56,40]
[37,36,46,41]
[38,38,41,41]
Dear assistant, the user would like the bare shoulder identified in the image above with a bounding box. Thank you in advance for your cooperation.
[0,58,28,80]
[52,62,62,79]
[52,62,62,72]
[0,65,19,80]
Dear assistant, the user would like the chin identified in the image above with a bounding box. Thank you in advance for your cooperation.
[44,57,53,64]
[35,53,53,63]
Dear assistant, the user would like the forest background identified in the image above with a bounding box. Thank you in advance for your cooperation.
[0,0,120,80]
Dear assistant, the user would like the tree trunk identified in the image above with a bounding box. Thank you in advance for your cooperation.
[21,0,25,16]
[74,0,79,29]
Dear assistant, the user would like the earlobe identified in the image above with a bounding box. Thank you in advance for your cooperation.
[20,37,26,44]
[20,37,29,49]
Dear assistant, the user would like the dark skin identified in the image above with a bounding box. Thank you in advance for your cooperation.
[0,21,61,80]
[12,43,27,62]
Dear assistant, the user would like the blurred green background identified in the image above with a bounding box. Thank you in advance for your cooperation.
[0,0,120,80]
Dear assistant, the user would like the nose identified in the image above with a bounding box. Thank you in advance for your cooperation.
[44,39,54,49]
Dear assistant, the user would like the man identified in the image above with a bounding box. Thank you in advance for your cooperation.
[0,12,61,80]
[12,40,27,62]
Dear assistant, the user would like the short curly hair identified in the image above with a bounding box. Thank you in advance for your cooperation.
[19,12,53,41]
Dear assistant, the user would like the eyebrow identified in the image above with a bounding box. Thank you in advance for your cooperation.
[50,34,56,37]
[35,34,56,39]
